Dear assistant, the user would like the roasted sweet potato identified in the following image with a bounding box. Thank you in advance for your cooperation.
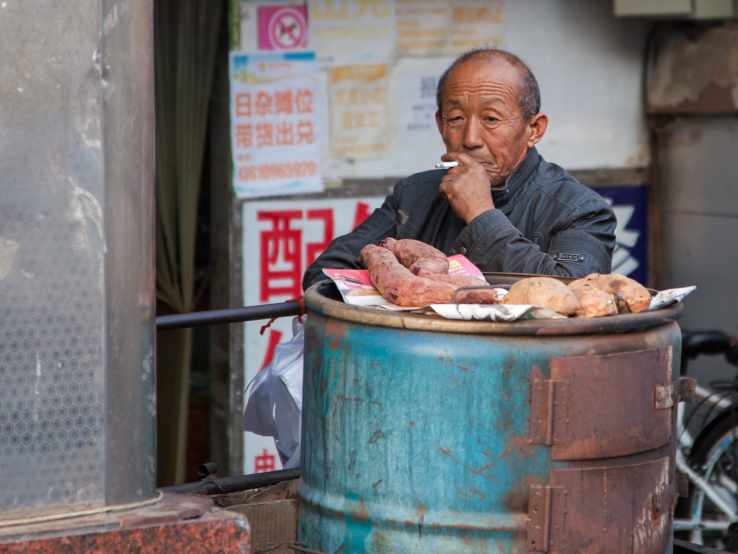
[420,273,500,304]
[378,238,449,275]
[360,244,497,306]
[568,283,617,317]
[569,273,651,314]
[502,277,583,316]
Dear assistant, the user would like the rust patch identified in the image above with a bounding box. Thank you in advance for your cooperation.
[349,497,369,522]
[324,319,348,357]
[467,486,487,500]
[348,450,356,470]
[370,362,381,367]
[503,475,544,513]
[438,447,498,481]
[548,348,672,460]
[368,429,387,443]
[370,400,382,406]
[409,421,415,426]
[528,365,544,383]
[648,27,738,114]
[457,365,468,371]
[495,425,537,463]
[352,397,364,402]
[371,479,383,489]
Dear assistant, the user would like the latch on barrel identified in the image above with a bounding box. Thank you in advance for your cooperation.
[652,474,689,520]
[654,378,696,410]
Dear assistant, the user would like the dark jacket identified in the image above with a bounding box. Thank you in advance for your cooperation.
[303,147,616,291]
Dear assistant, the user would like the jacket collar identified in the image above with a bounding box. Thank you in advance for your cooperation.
[492,146,540,211]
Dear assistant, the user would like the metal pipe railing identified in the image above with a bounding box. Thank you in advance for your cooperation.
[156,301,303,330]
[160,468,302,495]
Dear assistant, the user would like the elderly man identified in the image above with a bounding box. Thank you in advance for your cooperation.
[302,47,616,291]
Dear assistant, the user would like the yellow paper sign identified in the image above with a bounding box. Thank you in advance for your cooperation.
[330,64,389,160]
[396,0,505,55]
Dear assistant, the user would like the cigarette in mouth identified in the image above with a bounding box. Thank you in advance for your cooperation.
[435,161,459,169]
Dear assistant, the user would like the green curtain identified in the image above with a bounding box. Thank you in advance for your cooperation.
[154,0,224,486]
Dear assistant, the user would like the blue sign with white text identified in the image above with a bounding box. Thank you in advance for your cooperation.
[591,185,649,286]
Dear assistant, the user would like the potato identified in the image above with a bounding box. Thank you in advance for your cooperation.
[569,273,651,314]
[502,277,584,316]
[378,237,449,275]
[420,273,500,304]
[568,283,618,317]
[361,244,498,306]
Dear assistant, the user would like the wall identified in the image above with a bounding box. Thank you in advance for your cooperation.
[507,0,649,171]
[237,0,651,180]
[660,117,738,384]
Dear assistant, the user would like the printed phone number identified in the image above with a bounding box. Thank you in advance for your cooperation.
[238,161,317,182]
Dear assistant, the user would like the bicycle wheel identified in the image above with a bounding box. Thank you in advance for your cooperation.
[687,409,738,547]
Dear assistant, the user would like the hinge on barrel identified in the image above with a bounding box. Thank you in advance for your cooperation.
[527,485,567,552]
[529,380,569,445]
[654,378,696,410]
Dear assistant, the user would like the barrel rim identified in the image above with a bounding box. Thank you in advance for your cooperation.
[304,277,683,336]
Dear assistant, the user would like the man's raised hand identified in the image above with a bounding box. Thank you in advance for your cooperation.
[438,153,496,224]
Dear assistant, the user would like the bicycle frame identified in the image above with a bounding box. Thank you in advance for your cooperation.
[674,384,738,535]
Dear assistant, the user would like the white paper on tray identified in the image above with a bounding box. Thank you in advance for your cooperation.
[648,286,696,311]
[431,304,566,322]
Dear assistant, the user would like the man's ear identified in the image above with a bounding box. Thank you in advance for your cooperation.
[526,112,548,148]
[435,110,443,135]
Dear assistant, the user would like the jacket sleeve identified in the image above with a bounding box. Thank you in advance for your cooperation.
[451,196,616,278]
[301,190,400,292]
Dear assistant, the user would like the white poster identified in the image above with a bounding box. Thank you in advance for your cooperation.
[242,195,386,474]
[230,51,323,199]
[398,69,442,143]
[308,0,396,66]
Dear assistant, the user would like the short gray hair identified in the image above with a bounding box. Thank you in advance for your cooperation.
[436,46,541,120]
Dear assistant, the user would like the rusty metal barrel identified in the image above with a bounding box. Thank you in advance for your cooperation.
[299,276,687,553]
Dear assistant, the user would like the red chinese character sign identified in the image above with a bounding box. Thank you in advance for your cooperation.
[242,197,384,474]
[230,52,323,199]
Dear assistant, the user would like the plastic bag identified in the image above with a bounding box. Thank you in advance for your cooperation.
[242,316,304,469]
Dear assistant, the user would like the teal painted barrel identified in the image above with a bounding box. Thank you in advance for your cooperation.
[299,278,684,554]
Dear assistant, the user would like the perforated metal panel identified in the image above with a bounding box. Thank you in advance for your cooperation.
[0,0,106,518]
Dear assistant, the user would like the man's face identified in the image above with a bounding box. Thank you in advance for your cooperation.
[436,59,534,187]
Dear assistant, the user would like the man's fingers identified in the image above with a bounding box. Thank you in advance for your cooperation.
[454,153,478,166]
[439,180,451,201]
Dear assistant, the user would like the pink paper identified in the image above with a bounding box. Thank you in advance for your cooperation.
[258,6,308,50]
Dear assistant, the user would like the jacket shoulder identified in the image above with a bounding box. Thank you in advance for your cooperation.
[533,163,610,210]
[393,169,445,199]
[397,169,445,187]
